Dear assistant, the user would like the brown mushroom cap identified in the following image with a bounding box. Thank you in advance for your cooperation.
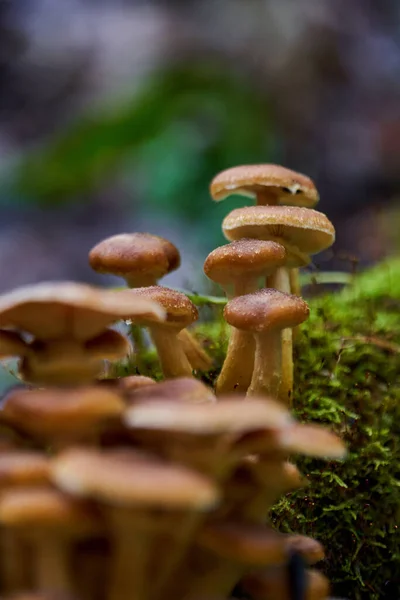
[224,289,309,333]
[124,396,291,434]
[197,521,288,565]
[126,377,215,405]
[0,451,50,488]
[118,375,157,391]
[0,486,99,533]
[204,240,286,286]
[88,233,180,283]
[129,286,198,329]
[284,535,325,565]
[84,329,131,361]
[222,206,335,262]
[0,282,165,341]
[51,447,219,510]
[1,386,124,437]
[210,164,319,208]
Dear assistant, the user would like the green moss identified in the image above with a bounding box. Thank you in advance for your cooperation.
[119,258,399,599]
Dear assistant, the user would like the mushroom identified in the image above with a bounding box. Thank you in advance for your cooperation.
[0,486,102,594]
[204,239,286,394]
[128,286,198,378]
[124,395,291,597]
[1,386,125,449]
[224,290,309,402]
[211,164,320,302]
[0,451,51,593]
[20,329,131,386]
[51,447,219,600]
[185,521,289,598]
[210,164,319,208]
[89,232,211,372]
[222,205,335,402]
[0,281,164,385]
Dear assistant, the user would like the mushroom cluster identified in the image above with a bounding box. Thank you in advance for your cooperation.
[0,164,347,600]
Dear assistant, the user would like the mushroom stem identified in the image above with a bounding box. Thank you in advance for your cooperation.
[109,511,149,600]
[266,268,294,406]
[247,330,282,400]
[0,530,28,592]
[33,533,71,592]
[148,326,193,378]
[216,278,259,396]
[289,268,301,296]
[177,329,212,372]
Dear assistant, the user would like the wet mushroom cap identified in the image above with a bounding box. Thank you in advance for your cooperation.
[222,206,335,256]
[224,289,310,332]
[126,377,215,405]
[0,282,165,341]
[204,240,286,285]
[210,164,319,207]
[1,386,124,436]
[129,286,198,328]
[88,233,180,281]
[51,447,219,509]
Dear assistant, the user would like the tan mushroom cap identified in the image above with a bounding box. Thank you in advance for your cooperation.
[0,486,99,532]
[0,282,165,341]
[1,386,124,437]
[129,286,198,328]
[234,422,346,460]
[210,164,319,207]
[197,521,288,565]
[224,289,309,333]
[285,535,325,565]
[84,329,131,360]
[51,447,219,510]
[124,396,291,434]
[0,451,50,488]
[126,377,215,405]
[0,331,29,359]
[222,206,335,263]
[88,233,181,284]
[118,375,157,391]
[204,240,286,285]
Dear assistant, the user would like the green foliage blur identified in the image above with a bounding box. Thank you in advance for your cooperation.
[12,62,276,250]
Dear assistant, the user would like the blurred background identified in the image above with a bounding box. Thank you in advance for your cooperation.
[0,0,399,292]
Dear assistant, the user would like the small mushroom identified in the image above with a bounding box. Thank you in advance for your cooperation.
[89,233,211,371]
[88,233,180,288]
[204,240,286,394]
[1,386,125,449]
[128,286,198,378]
[224,290,309,402]
[210,164,319,208]
[51,447,219,600]
[0,281,164,342]
[222,205,334,403]
[0,486,101,594]
[19,329,130,386]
